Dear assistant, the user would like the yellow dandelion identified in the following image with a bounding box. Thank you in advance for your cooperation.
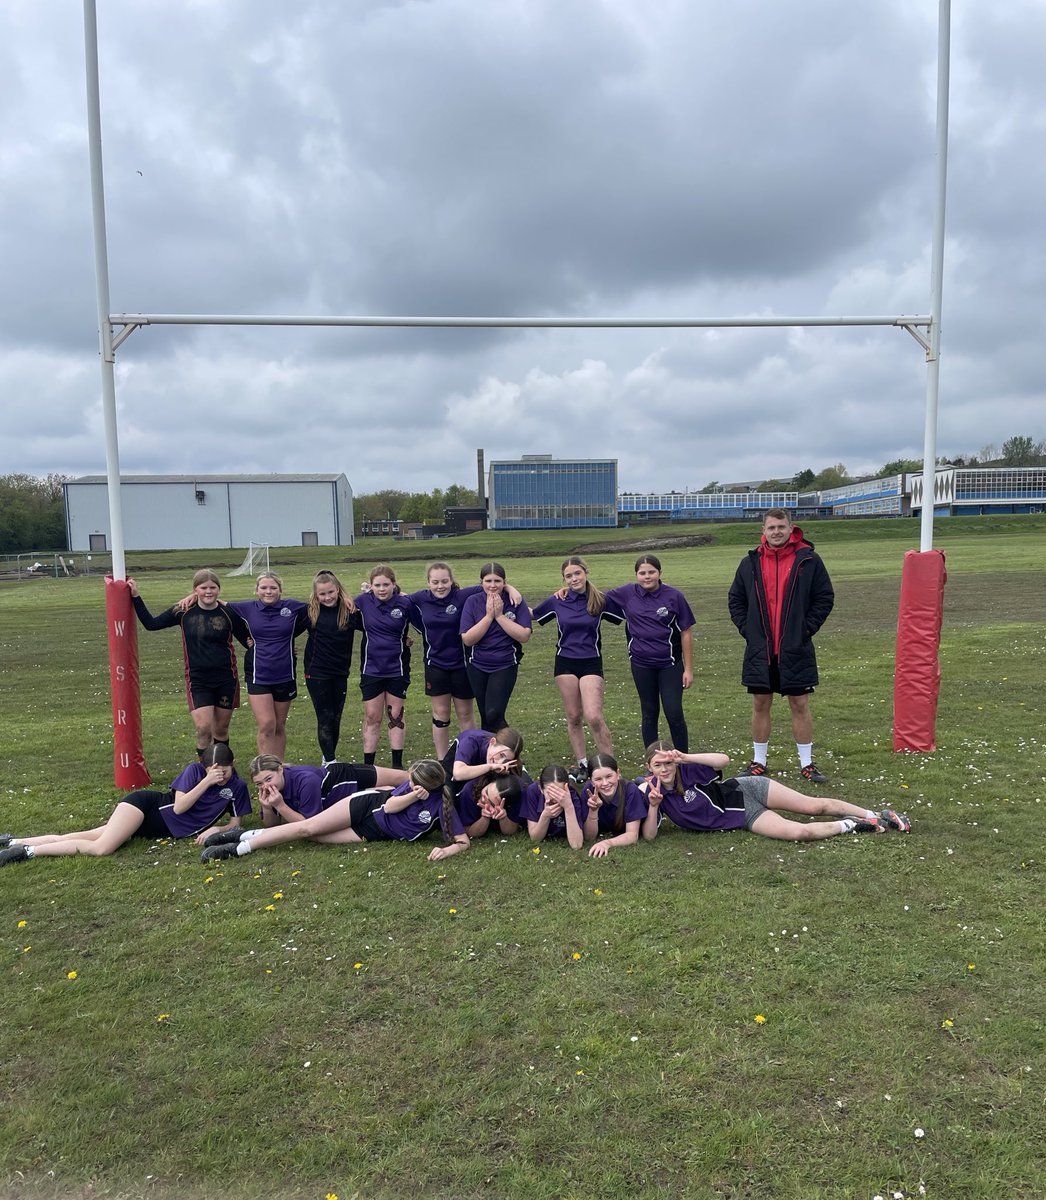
[291,870,301,877]
[264,904,276,912]
[22,945,31,953]
[157,1013,170,1023]
[575,1069,584,1076]
[253,873,262,879]
[572,952,582,961]
[353,962,363,970]
[754,1014,766,1024]
[593,888,603,896]
[327,1192,339,1200]
[66,970,78,980]
[941,1018,954,1029]
[900,783,909,789]
[967,963,976,971]
[265,969,273,975]
[17,920,27,928]
[204,876,214,884]
[273,891,284,900]
[531,847,540,854]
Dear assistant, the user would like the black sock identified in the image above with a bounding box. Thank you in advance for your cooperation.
[391,749,404,770]
[364,751,376,766]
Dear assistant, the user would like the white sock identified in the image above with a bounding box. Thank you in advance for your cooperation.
[797,743,813,767]
[240,828,262,841]
[839,819,855,833]
[752,742,769,765]
[236,841,253,855]
[24,845,36,858]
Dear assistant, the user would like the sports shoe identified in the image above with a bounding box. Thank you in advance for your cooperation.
[800,762,828,784]
[203,828,246,848]
[0,845,30,866]
[852,816,884,834]
[736,761,769,777]
[200,843,241,863]
[0,833,13,849]
[879,809,912,833]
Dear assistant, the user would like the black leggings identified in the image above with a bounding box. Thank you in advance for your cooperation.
[305,675,348,761]
[630,661,688,752]
[466,664,518,733]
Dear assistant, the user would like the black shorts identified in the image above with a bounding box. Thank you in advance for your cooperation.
[747,660,815,698]
[360,674,409,702]
[554,655,604,680]
[322,762,378,797]
[246,680,298,701]
[347,788,392,841]
[188,677,240,711]
[121,789,175,838]
[424,664,474,700]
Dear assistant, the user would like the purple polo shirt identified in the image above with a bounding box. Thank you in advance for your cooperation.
[277,765,354,819]
[372,781,465,841]
[459,593,532,671]
[604,583,695,669]
[455,778,523,827]
[652,762,746,832]
[407,585,483,670]
[532,591,624,660]
[519,780,587,838]
[162,763,252,838]
[226,598,308,685]
[582,779,648,834]
[354,591,416,677]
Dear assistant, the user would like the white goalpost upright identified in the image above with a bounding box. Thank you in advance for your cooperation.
[227,542,271,578]
[81,0,953,780]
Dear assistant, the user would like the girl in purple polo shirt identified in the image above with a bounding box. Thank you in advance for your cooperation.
[455,773,524,838]
[519,765,587,849]
[355,565,418,771]
[0,743,252,867]
[224,572,309,761]
[460,562,532,732]
[605,555,695,753]
[534,556,624,776]
[639,742,912,840]
[200,759,469,863]
[244,754,406,825]
[581,752,655,856]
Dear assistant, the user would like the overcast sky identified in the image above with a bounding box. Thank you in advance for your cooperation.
[2,1,1043,496]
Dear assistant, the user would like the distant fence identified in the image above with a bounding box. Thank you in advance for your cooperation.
[0,551,114,581]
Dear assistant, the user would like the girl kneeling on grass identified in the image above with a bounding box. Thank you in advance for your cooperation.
[201,759,469,863]
[519,765,587,849]
[639,743,911,840]
[581,752,657,856]
[0,744,252,866]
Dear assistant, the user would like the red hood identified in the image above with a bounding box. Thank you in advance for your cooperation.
[761,525,809,555]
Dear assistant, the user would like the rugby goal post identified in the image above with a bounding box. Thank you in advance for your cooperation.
[228,542,271,577]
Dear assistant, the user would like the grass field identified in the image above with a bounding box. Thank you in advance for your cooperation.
[1,517,1043,1200]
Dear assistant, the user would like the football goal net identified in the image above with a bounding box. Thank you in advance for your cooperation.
[228,542,271,577]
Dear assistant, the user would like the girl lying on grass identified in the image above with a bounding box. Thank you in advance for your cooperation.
[581,752,656,856]
[247,754,406,825]
[0,743,251,866]
[455,773,524,838]
[519,765,587,849]
[639,743,911,840]
[443,726,525,791]
[200,759,469,863]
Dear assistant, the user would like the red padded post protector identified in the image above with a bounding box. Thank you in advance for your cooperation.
[893,549,947,752]
[105,577,151,788]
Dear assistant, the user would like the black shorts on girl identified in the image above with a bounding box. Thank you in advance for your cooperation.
[245,680,297,701]
[347,788,392,841]
[360,674,409,702]
[188,677,239,711]
[424,664,474,700]
[553,655,603,679]
[122,789,177,838]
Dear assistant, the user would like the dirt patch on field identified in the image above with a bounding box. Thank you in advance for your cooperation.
[572,533,716,555]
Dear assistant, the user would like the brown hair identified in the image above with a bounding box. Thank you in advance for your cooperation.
[191,569,221,589]
[561,555,605,616]
[308,569,354,629]
[407,759,456,844]
[426,561,458,588]
[587,751,626,833]
[763,508,791,524]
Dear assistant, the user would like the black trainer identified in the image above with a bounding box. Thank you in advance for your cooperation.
[0,845,30,867]
[0,833,13,849]
[800,762,828,784]
[200,843,242,863]
[203,828,247,848]
[852,817,884,834]
[736,761,768,777]
[879,809,912,833]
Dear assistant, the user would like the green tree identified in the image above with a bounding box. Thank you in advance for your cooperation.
[877,458,922,477]
[792,468,815,489]
[0,473,68,552]
[1001,435,1036,467]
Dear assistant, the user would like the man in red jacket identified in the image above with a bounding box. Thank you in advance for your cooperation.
[727,509,835,783]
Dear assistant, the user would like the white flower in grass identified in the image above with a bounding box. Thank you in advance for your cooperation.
[914,1127,925,1138]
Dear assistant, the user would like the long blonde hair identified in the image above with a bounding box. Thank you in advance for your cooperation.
[561,555,605,616]
[308,569,354,629]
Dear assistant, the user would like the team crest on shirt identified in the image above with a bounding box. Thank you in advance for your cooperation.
[505,610,516,620]
[446,604,457,614]
[417,808,432,824]
[683,787,700,804]
[219,787,234,800]
[391,607,404,619]
[280,606,293,617]
[657,606,670,618]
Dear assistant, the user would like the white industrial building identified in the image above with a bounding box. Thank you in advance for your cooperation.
[64,474,354,551]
